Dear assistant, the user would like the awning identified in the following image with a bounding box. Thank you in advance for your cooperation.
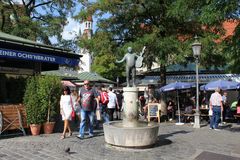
[141,74,240,84]
[0,31,81,71]
[61,80,76,87]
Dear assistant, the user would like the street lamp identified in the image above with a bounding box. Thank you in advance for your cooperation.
[192,35,202,128]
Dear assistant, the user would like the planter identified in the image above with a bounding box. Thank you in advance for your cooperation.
[30,124,41,136]
[43,122,55,134]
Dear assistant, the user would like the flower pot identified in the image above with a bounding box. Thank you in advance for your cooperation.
[43,122,55,134]
[30,124,41,136]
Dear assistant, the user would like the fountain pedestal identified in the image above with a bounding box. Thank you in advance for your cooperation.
[103,87,159,148]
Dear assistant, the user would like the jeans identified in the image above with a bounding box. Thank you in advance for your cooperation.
[107,108,115,121]
[100,104,109,123]
[210,106,221,129]
[79,110,94,136]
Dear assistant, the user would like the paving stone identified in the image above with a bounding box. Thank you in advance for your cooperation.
[0,123,240,160]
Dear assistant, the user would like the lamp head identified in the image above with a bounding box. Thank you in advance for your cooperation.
[192,35,202,57]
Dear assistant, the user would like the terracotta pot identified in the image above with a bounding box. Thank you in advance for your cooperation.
[30,124,41,136]
[43,122,55,134]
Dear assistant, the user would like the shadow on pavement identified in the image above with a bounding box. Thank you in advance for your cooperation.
[153,130,191,148]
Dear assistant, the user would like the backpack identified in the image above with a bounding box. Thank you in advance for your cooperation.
[100,91,109,105]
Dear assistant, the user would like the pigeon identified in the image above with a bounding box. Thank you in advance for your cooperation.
[65,147,70,154]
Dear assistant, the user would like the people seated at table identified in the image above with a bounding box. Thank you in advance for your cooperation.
[159,99,167,122]
[231,100,237,115]
[183,99,194,123]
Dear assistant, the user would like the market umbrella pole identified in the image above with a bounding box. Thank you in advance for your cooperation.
[176,90,184,125]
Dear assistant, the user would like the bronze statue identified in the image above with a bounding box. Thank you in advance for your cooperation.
[116,46,146,87]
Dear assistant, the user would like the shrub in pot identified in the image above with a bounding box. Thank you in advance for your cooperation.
[38,75,62,134]
[23,76,45,135]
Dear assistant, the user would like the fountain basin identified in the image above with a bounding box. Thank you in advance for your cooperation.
[103,121,159,148]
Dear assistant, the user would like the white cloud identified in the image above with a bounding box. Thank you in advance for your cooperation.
[61,18,82,40]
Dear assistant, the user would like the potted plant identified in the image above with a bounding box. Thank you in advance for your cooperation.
[23,76,45,136]
[38,75,62,134]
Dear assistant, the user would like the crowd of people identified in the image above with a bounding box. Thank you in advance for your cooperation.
[59,81,240,139]
[59,80,123,140]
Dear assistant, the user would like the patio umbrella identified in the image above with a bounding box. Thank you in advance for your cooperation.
[160,82,194,125]
[200,80,239,126]
[200,80,239,91]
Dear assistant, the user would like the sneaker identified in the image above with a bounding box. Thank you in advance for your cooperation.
[214,128,220,131]
[77,135,84,139]
[89,134,94,138]
[209,127,213,130]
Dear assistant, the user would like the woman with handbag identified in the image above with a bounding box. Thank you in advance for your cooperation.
[60,86,73,139]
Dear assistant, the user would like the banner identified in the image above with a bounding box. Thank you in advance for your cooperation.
[0,48,79,67]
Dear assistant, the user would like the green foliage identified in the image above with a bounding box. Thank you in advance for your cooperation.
[76,0,240,85]
[0,0,78,47]
[37,75,62,122]
[23,76,45,125]
[23,75,62,124]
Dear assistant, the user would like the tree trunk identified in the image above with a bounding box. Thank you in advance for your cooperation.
[160,64,166,87]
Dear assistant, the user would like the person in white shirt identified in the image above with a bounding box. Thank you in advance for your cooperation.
[60,86,73,139]
[209,88,223,130]
[107,87,119,121]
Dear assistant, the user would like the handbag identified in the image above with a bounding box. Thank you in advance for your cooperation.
[237,106,240,114]
[209,109,213,116]
[70,96,76,119]
[96,108,101,120]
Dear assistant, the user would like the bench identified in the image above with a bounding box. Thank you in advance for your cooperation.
[0,104,27,135]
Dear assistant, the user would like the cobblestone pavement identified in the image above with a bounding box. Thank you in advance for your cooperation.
[0,123,240,160]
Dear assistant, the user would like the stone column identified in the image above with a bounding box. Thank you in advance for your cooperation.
[123,87,139,127]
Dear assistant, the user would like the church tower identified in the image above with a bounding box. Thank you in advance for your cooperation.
[78,16,93,73]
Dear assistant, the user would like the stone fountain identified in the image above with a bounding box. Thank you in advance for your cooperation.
[103,46,159,148]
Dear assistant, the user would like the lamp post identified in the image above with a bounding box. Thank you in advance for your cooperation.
[192,35,202,128]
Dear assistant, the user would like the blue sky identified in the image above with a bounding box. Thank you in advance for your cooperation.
[13,0,97,42]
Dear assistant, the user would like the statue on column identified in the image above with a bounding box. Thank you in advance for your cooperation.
[116,46,146,87]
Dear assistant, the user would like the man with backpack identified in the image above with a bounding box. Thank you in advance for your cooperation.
[98,85,109,122]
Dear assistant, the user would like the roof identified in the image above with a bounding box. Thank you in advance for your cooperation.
[41,68,78,79]
[86,16,93,22]
[0,31,81,58]
[41,68,116,84]
[147,63,226,73]
[140,74,240,85]
[74,72,116,84]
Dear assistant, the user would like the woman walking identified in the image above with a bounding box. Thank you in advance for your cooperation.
[60,86,73,139]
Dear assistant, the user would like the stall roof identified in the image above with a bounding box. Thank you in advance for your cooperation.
[42,68,116,84]
[140,74,240,85]
[0,32,81,71]
[0,31,81,59]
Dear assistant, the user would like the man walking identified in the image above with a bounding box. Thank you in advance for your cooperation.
[98,85,109,122]
[107,87,119,121]
[77,80,99,139]
[209,88,223,131]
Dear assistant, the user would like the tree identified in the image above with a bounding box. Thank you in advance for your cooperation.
[76,0,240,85]
[0,0,78,47]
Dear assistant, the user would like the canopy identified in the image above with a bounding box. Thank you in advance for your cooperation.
[160,82,194,92]
[42,68,115,84]
[61,80,76,87]
[200,80,239,91]
[73,72,116,84]
[159,82,194,125]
